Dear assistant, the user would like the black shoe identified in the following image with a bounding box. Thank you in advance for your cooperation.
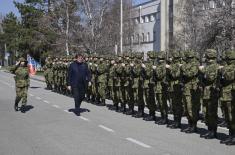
[20,105,26,113]
[134,112,144,118]
[14,102,19,112]
[220,136,232,144]
[144,115,156,121]
[205,131,217,139]
[185,126,197,134]
[158,118,168,125]
[170,123,181,129]
[226,137,235,145]
[167,122,175,128]
[125,110,134,115]
[181,126,191,132]
[200,131,211,138]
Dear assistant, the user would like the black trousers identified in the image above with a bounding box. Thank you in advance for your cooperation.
[72,87,85,109]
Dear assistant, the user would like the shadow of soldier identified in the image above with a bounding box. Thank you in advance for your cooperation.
[20,105,34,113]
[68,108,90,116]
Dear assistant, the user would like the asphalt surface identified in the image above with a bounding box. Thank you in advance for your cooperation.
[0,70,235,155]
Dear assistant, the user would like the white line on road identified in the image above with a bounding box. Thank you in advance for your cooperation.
[79,116,90,121]
[126,138,151,148]
[29,94,34,97]
[52,105,61,109]
[36,97,41,100]
[43,100,50,104]
[98,125,115,133]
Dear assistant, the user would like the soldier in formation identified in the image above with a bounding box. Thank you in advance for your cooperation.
[43,49,235,145]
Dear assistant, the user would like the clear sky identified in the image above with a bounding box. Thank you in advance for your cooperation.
[0,0,150,17]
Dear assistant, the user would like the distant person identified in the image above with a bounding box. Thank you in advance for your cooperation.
[11,57,30,112]
[67,53,91,113]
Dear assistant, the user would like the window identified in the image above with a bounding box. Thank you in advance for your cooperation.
[140,16,144,23]
[147,32,150,42]
[145,16,149,23]
[150,14,155,22]
[131,35,134,44]
[136,34,140,44]
[135,18,139,24]
[142,33,145,42]
[209,0,216,9]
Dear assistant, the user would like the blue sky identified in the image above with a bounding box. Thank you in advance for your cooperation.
[0,0,150,17]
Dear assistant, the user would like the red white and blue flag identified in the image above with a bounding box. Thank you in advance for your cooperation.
[27,55,36,76]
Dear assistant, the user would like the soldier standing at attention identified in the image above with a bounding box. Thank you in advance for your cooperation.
[200,49,220,139]
[97,56,108,106]
[11,57,30,113]
[166,51,183,129]
[219,50,235,145]
[181,50,200,133]
[154,51,169,125]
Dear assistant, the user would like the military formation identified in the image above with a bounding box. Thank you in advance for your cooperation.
[43,49,235,145]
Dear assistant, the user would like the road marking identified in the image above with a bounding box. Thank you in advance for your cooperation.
[36,97,41,100]
[29,94,34,97]
[98,125,115,133]
[52,105,61,109]
[43,100,50,104]
[126,138,151,148]
[79,116,90,121]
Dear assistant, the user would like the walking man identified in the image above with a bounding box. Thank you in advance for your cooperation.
[67,53,91,114]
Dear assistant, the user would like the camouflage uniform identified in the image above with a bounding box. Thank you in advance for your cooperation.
[220,50,235,145]
[11,57,30,112]
[154,51,168,125]
[200,49,220,139]
[181,51,200,133]
[167,51,183,129]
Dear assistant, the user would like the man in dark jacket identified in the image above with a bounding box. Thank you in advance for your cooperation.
[68,53,91,112]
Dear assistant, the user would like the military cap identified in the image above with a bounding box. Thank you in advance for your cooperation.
[147,51,157,59]
[171,51,181,58]
[205,49,217,59]
[157,51,166,60]
[225,50,235,60]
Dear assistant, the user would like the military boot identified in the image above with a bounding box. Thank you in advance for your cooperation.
[200,127,212,138]
[14,98,20,112]
[157,115,168,125]
[185,123,198,133]
[170,117,181,129]
[134,106,144,118]
[144,111,156,121]
[181,120,193,132]
[205,129,217,139]
[100,99,106,106]
[221,130,233,144]
[226,135,235,145]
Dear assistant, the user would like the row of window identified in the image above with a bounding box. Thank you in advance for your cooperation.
[201,0,235,10]
[126,32,156,44]
[133,12,160,24]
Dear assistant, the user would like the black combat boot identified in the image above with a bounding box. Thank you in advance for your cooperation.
[205,129,217,139]
[185,123,197,134]
[158,115,168,125]
[200,126,212,138]
[221,130,233,144]
[100,99,106,106]
[226,134,235,145]
[181,120,193,132]
[14,98,20,112]
[144,111,156,121]
[170,117,181,129]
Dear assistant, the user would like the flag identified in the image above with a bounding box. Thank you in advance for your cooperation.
[27,55,36,76]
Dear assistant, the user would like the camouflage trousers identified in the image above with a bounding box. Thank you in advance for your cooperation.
[203,98,218,131]
[15,87,28,106]
[182,90,201,125]
[156,92,168,118]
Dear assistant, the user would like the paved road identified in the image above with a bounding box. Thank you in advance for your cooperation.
[0,70,234,155]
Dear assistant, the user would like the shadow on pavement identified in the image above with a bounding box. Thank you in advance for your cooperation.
[30,86,41,89]
[68,108,90,116]
[20,105,34,113]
